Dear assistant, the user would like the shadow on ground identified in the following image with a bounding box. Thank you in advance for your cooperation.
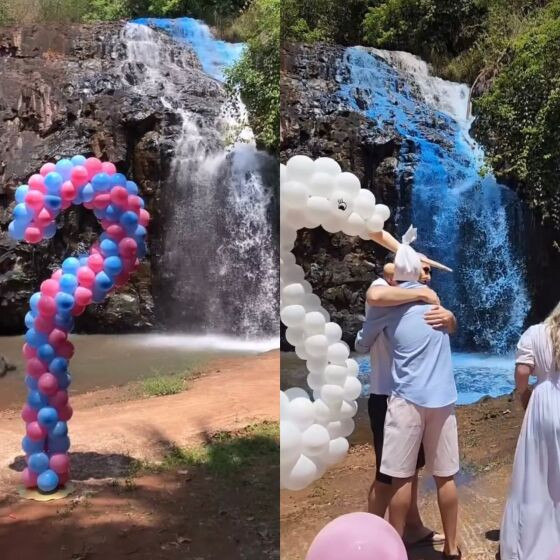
[0,422,279,560]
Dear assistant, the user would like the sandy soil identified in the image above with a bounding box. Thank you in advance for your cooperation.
[281,392,524,560]
[0,351,280,560]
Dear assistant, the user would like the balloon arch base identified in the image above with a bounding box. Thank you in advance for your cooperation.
[17,481,76,502]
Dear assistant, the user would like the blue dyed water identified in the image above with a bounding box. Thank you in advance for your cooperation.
[339,47,530,355]
[133,17,245,81]
[357,353,516,405]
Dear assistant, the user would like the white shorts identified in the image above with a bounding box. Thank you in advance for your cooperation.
[380,396,459,478]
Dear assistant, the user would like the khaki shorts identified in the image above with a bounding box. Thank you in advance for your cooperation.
[380,396,459,479]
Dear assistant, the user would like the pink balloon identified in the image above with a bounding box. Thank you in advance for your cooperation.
[57,341,74,360]
[74,286,93,306]
[58,404,73,422]
[38,295,57,318]
[38,373,59,396]
[114,271,130,287]
[49,453,69,474]
[550,545,560,560]
[26,421,47,441]
[139,209,150,227]
[28,174,46,192]
[70,165,89,187]
[102,161,116,175]
[40,279,60,297]
[27,358,47,378]
[21,404,38,423]
[25,190,44,210]
[23,343,37,359]
[49,390,68,408]
[127,195,142,213]
[110,186,128,207]
[85,157,103,179]
[60,180,76,201]
[36,208,53,228]
[40,163,56,177]
[24,226,43,244]
[48,328,67,347]
[77,267,95,288]
[88,253,104,273]
[22,467,38,488]
[107,224,126,241]
[58,471,70,486]
[93,193,111,209]
[119,237,137,258]
[306,513,407,560]
[72,304,86,317]
[34,314,54,334]
[51,269,63,281]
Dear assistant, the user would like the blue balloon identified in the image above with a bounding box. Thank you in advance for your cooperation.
[25,375,39,391]
[120,211,139,233]
[49,357,68,376]
[95,271,114,292]
[44,194,62,212]
[59,273,78,294]
[44,222,57,240]
[56,372,71,390]
[92,287,107,304]
[71,155,86,166]
[79,256,89,266]
[111,173,127,187]
[22,436,44,455]
[54,314,74,331]
[28,390,48,410]
[15,185,29,203]
[25,329,48,348]
[82,183,95,202]
[44,172,63,194]
[38,469,59,492]
[136,240,147,258]
[72,191,83,205]
[105,204,122,222]
[29,452,50,474]
[9,221,25,241]
[126,180,139,195]
[62,257,80,275]
[51,421,68,438]
[94,208,107,220]
[55,292,75,313]
[30,292,41,311]
[37,344,55,364]
[48,435,70,454]
[100,238,119,257]
[135,225,147,238]
[25,312,36,330]
[38,407,58,428]
[55,159,73,180]
[91,172,111,192]
[104,256,123,277]
[13,203,33,224]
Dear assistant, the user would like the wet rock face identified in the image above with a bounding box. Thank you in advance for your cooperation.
[280,42,403,347]
[0,23,225,334]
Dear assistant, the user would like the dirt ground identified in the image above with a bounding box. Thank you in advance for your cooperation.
[281,392,524,560]
[0,351,280,560]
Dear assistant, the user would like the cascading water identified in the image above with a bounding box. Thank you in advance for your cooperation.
[123,18,278,342]
[339,47,531,402]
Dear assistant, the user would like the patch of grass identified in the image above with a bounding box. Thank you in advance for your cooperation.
[141,375,185,397]
[155,421,279,476]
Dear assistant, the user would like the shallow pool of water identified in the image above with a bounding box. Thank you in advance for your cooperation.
[0,334,277,410]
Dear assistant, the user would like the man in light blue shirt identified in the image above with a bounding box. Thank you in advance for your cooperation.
[355,242,461,560]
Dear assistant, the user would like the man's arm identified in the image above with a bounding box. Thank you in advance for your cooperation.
[424,305,457,334]
[367,285,440,308]
[514,363,533,410]
[355,309,389,354]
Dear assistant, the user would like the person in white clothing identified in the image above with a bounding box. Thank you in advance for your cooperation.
[500,302,560,560]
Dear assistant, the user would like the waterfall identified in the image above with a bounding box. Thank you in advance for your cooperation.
[122,19,278,339]
[340,47,529,353]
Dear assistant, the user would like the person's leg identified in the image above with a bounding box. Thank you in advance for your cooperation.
[389,476,414,537]
[370,479,393,517]
[423,405,460,556]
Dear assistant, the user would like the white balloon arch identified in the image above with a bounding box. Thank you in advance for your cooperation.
[280,155,392,491]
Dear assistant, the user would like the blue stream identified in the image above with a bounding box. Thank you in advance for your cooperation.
[133,17,245,81]
[339,47,531,401]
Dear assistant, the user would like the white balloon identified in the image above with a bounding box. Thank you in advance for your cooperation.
[282,180,308,208]
[301,293,322,311]
[284,208,307,230]
[306,356,328,374]
[280,421,302,465]
[324,322,343,343]
[285,327,304,347]
[343,212,365,237]
[329,190,353,218]
[286,155,314,182]
[288,397,315,429]
[280,163,287,183]
[284,387,309,401]
[308,173,336,198]
[335,172,361,198]
[283,454,318,491]
[281,251,296,266]
[305,334,329,358]
[310,456,328,478]
[321,216,345,234]
[314,157,341,176]
[340,418,355,438]
[343,376,362,401]
[295,343,310,361]
[305,196,333,223]
[280,304,306,328]
[320,384,344,407]
[323,364,348,385]
[280,391,290,416]
[327,342,350,365]
[366,213,384,233]
[326,420,344,439]
[339,399,358,419]
[345,358,360,377]
[353,189,376,220]
[301,424,330,457]
[282,283,306,306]
[303,311,326,335]
[325,437,349,465]
[282,265,305,284]
[313,398,333,424]
[374,203,391,222]
[306,372,324,391]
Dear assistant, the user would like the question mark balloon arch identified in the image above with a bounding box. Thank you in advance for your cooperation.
[8,156,149,493]
[280,155,452,492]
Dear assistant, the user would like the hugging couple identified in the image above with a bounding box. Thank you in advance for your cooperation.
[355,226,461,559]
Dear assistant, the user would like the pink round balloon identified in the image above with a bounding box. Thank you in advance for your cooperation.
[28,174,46,193]
[77,267,95,288]
[49,390,68,408]
[27,357,47,378]
[57,340,75,360]
[38,295,56,318]
[38,373,59,396]
[36,208,53,228]
[550,545,560,560]
[49,453,69,474]
[25,190,44,211]
[58,471,70,486]
[102,161,116,175]
[40,278,60,297]
[93,193,111,209]
[51,269,63,281]
[139,209,150,227]
[88,253,104,273]
[24,226,43,244]
[85,157,103,179]
[58,404,73,422]
[70,165,89,187]
[48,328,67,347]
[21,404,38,423]
[34,314,54,334]
[74,286,93,306]
[60,180,76,201]
[40,163,56,177]
[119,237,137,258]
[26,421,47,441]
[110,186,128,207]
[127,195,142,213]
[306,513,407,560]
[72,304,86,317]
[22,467,38,488]
[22,343,37,359]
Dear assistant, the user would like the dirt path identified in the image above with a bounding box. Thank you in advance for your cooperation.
[0,351,280,560]
[281,393,523,560]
